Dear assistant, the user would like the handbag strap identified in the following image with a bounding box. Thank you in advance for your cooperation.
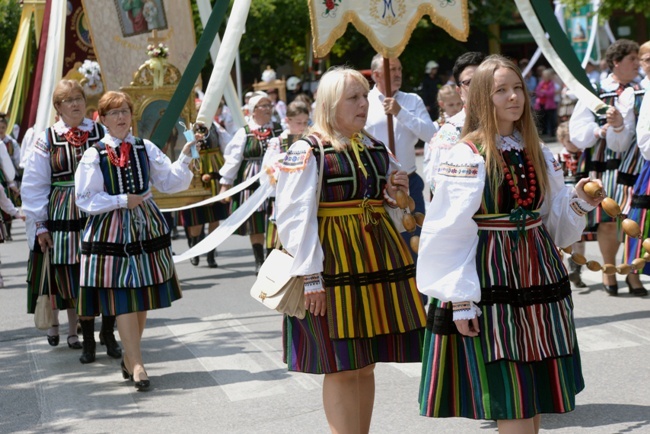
[39,249,50,297]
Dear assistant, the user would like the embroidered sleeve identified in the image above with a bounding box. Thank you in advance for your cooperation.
[304,273,325,294]
[280,146,312,172]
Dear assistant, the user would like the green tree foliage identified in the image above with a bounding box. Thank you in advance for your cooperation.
[0,0,21,79]
[561,0,650,19]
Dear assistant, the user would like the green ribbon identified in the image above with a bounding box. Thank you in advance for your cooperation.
[508,207,540,246]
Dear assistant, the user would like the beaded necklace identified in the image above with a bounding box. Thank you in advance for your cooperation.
[252,127,271,141]
[499,133,536,207]
[64,127,89,148]
[106,142,132,168]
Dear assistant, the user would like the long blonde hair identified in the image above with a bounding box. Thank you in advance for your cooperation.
[310,66,369,151]
[462,54,548,200]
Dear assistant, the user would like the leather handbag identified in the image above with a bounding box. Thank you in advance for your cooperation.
[34,250,53,330]
[250,137,325,319]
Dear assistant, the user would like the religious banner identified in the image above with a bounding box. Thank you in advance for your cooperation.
[62,0,96,79]
[80,0,196,91]
[309,0,469,58]
[564,4,596,64]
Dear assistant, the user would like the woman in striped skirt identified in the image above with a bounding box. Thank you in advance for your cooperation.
[22,80,121,363]
[569,39,645,295]
[417,56,603,433]
[275,67,426,433]
[218,92,283,273]
[623,90,650,294]
[74,91,194,391]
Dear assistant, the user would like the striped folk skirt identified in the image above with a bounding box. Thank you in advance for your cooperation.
[26,248,79,312]
[284,200,427,374]
[418,301,584,420]
[77,199,182,316]
[419,216,583,420]
[625,160,650,274]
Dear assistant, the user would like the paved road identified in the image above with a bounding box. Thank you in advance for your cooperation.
[2,151,650,433]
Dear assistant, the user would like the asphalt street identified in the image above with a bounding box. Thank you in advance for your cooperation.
[1,150,650,434]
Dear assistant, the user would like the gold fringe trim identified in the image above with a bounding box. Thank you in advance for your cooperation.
[309,2,469,58]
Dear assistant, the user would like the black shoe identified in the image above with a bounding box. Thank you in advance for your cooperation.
[206,250,218,268]
[189,236,200,266]
[568,265,587,288]
[67,335,82,349]
[80,340,96,364]
[121,359,133,381]
[134,372,150,391]
[99,331,122,359]
[603,284,619,296]
[47,325,60,347]
[625,275,648,297]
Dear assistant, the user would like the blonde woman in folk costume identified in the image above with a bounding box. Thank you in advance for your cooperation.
[75,91,195,390]
[275,67,426,434]
[417,55,603,434]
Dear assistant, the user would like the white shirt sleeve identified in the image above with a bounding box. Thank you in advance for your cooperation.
[605,87,636,153]
[21,132,51,230]
[144,139,193,193]
[275,140,324,277]
[394,94,436,143]
[569,99,600,150]
[0,138,16,182]
[0,186,19,217]
[219,127,247,185]
[416,143,485,303]
[538,145,594,248]
[637,94,650,159]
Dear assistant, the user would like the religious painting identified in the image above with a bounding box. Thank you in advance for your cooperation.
[113,0,168,37]
[136,99,186,160]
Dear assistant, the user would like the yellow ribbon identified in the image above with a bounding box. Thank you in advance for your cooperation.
[359,197,379,227]
[349,133,368,178]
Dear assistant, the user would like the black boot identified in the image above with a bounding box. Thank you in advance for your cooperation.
[252,243,265,275]
[188,236,199,266]
[206,249,218,268]
[79,319,96,364]
[5,222,11,241]
[568,261,586,288]
[99,315,122,359]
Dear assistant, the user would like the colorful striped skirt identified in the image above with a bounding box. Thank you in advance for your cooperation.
[78,198,182,316]
[284,199,427,374]
[26,245,79,312]
[418,301,584,420]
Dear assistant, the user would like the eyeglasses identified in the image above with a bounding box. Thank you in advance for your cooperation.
[255,104,273,110]
[105,109,131,118]
[60,96,85,106]
[641,57,650,64]
[459,79,471,88]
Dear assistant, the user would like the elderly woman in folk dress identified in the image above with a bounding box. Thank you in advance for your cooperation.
[417,55,603,434]
[218,91,283,273]
[22,80,121,363]
[74,91,195,391]
[275,67,426,434]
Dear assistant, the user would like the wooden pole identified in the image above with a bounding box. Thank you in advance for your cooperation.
[382,57,396,155]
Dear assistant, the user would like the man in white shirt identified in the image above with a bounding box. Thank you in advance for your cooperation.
[366,54,435,214]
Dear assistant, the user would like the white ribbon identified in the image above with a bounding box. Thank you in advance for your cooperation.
[173,181,274,263]
[159,170,265,213]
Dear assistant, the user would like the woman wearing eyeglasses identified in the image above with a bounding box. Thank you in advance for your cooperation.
[218,91,283,273]
[74,91,195,391]
[22,80,122,363]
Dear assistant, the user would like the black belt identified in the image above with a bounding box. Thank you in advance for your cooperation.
[81,233,171,257]
[49,218,87,233]
[589,159,620,173]
[617,172,639,187]
[480,277,571,307]
[632,194,650,209]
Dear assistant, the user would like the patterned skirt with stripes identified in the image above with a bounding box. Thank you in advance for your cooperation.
[77,198,182,316]
[419,215,583,420]
[26,184,84,312]
[231,158,267,236]
[284,200,427,374]
[624,160,650,274]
